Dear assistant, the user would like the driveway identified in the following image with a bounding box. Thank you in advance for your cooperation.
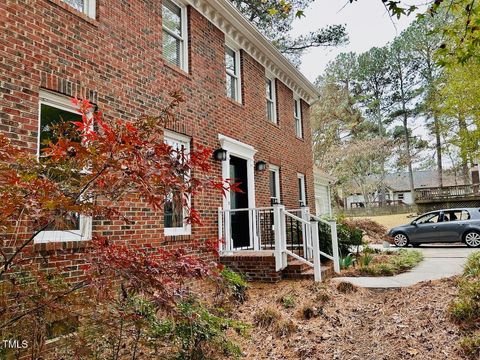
[332,244,478,288]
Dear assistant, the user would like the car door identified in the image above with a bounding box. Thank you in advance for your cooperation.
[411,211,443,242]
[443,210,471,242]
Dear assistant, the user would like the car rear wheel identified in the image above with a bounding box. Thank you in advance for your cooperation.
[393,233,409,247]
[464,231,480,248]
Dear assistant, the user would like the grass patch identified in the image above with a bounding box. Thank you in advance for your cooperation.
[342,249,423,277]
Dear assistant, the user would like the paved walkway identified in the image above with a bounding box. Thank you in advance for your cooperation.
[332,244,478,288]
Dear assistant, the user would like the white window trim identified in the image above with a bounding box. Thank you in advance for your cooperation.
[266,75,277,124]
[225,43,242,103]
[163,130,192,236]
[34,90,93,244]
[294,95,303,138]
[297,173,306,206]
[62,0,96,18]
[162,0,189,72]
[269,164,281,204]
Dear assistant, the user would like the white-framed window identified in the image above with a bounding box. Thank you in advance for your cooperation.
[266,76,277,124]
[34,90,93,243]
[294,97,303,138]
[398,193,405,200]
[297,173,306,207]
[225,45,241,103]
[62,0,96,18]
[162,0,188,72]
[269,165,281,205]
[163,130,191,236]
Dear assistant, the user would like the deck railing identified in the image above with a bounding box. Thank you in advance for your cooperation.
[415,184,480,201]
[218,204,340,281]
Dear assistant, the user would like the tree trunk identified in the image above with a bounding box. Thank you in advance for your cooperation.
[433,114,443,187]
[458,115,471,184]
[403,116,416,202]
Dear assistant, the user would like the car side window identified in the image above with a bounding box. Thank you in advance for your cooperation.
[443,210,471,221]
[416,212,441,224]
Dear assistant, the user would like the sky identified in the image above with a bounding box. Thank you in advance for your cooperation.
[290,0,426,82]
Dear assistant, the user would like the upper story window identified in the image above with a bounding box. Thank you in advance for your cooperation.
[163,130,191,236]
[162,0,188,72]
[62,0,96,18]
[266,77,277,124]
[225,46,241,103]
[294,97,303,138]
[35,90,93,243]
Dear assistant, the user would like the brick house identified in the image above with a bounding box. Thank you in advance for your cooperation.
[1,0,329,281]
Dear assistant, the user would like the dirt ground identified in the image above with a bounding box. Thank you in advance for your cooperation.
[233,277,464,359]
[354,213,416,229]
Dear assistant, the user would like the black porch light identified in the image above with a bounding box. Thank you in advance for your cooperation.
[213,148,227,161]
[255,160,267,171]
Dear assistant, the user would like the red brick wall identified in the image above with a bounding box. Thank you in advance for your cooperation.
[1,0,315,265]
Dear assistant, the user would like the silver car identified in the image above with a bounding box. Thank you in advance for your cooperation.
[388,208,480,248]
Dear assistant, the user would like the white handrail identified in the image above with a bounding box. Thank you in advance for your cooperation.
[283,210,310,225]
[220,206,274,213]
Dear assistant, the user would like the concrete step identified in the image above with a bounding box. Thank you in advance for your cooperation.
[282,265,332,279]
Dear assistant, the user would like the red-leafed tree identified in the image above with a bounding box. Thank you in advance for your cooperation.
[0,92,244,359]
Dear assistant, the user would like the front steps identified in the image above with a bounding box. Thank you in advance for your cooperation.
[282,259,333,280]
[219,251,333,282]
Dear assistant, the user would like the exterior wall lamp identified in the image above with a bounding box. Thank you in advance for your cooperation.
[213,148,227,161]
[255,160,267,171]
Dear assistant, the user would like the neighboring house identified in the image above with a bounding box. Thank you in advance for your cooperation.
[313,167,334,216]
[344,170,467,208]
[2,0,319,279]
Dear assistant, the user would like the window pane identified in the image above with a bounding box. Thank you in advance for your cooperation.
[163,31,181,67]
[266,79,272,99]
[269,171,276,198]
[294,99,299,118]
[164,193,184,228]
[225,47,236,74]
[40,103,83,231]
[226,74,236,99]
[39,104,82,152]
[296,118,301,137]
[162,0,182,36]
[62,0,84,12]
[267,100,274,121]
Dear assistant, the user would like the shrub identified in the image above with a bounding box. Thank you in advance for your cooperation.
[342,218,389,243]
[359,253,374,267]
[219,268,248,303]
[458,333,480,359]
[274,319,297,337]
[449,279,480,326]
[253,307,281,328]
[340,254,355,269]
[318,220,363,257]
[464,251,480,278]
[336,281,357,293]
[280,293,296,309]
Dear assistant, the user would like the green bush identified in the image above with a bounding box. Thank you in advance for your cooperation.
[153,299,247,360]
[318,220,363,257]
[280,294,296,309]
[449,252,480,333]
[220,268,248,303]
[458,333,480,359]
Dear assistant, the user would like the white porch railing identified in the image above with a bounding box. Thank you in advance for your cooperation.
[218,204,340,281]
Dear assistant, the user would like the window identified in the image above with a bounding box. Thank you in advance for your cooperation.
[62,0,96,18]
[34,90,93,243]
[294,97,303,138]
[443,210,470,222]
[269,165,281,205]
[266,77,277,123]
[163,130,191,236]
[162,0,188,71]
[398,193,405,200]
[225,46,241,102]
[415,212,441,224]
[297,173,306,206]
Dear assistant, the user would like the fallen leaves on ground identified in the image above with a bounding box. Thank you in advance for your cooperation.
[231,277,463,359]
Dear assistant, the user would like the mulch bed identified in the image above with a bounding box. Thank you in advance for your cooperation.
[231,277,463,359]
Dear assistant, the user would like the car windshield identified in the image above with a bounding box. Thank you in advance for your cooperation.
[415,212,441,224]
